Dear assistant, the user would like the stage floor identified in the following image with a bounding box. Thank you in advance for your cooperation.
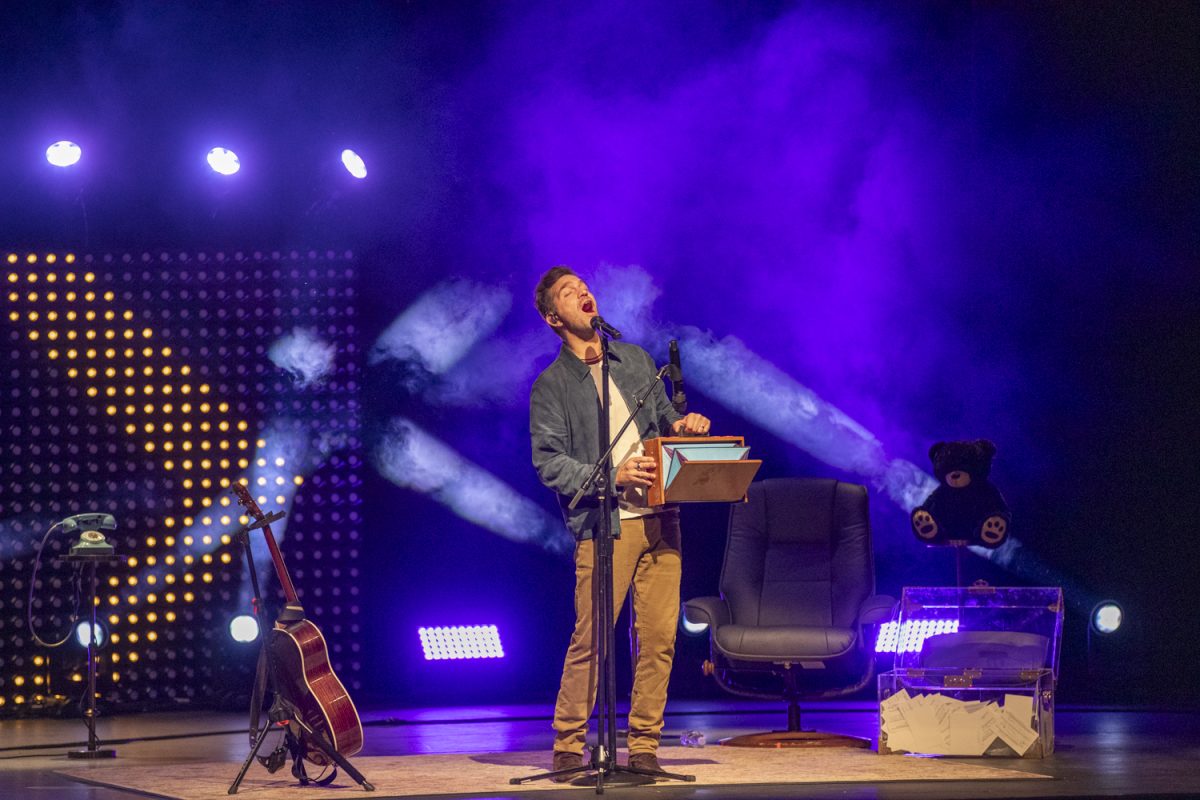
[1,701,1197,799]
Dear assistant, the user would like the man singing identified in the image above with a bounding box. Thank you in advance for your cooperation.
[529,266,710,777]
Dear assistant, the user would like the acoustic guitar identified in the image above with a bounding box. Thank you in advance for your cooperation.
[233,482,363,764]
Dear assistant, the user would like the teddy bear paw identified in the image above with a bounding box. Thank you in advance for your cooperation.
[980,516,1007,545]
[912,510,938,540]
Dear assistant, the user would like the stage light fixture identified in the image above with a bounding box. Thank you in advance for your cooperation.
[1091,602,1122,635]
[679,612,708,637]
[74,621,105,648]
[418,625,505,660]
[341,149,367,179]
[46,141,82,167]
[874,618,960,653]
[206,147,240,175]
[228,615,259,643]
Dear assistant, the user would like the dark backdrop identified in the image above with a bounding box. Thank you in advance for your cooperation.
[1,1,1197,709]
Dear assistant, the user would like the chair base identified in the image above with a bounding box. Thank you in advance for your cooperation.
[719,730,871,748]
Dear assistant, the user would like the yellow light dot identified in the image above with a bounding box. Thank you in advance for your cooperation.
[183,568,194,578]
[202,554,212,564]
[184,592,194,603]
[14,676,26,686]
[128,633,139,643]
[84,272,94,282]
[128,653,139,663]
[108,577,120,587]
[106,406,117,416]
[221,552,232,564]
[166,611,177,622]
[147,612,158,622]
[221,535,232,546]
[148,632,158,642]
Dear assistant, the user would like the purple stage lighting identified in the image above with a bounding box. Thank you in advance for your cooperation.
[206,147,240,175]
[874,619,960,654]
[341,149,367,179]
[46,140,82,167]
[418,625,505,661]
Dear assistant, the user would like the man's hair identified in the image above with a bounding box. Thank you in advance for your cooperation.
[534,265,577,319]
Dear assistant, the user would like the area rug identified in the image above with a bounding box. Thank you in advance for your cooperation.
[60,746,1050,799]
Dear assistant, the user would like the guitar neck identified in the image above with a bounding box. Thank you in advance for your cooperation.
[261,521,300,606]
[234,483,300,606]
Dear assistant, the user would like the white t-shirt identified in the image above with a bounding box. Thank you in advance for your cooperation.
[588,361,654,519]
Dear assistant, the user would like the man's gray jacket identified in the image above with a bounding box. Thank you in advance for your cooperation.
[530,341,682,540]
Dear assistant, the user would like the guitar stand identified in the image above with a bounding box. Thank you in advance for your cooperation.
[229,691,374,794]
[227,519,374,795]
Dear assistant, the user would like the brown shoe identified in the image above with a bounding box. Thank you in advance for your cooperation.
[628,752,664,774]
[551,751,584,782]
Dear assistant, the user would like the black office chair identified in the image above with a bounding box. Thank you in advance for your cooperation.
[684,478,894,746]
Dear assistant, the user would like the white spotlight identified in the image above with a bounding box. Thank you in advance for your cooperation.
[74,621,104,647]
[229,614,260,643]
[1091,602,1123,635]
[46,141,82,168]
[206,147,241,175]
[341,149,367,179]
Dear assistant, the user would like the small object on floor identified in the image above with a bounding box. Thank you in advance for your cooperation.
[680,729,707,748]
[628,752,665,774]
[550,751,583,782]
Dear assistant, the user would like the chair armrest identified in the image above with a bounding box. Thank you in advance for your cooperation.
[683,596,730,629]
[858,594,896,626]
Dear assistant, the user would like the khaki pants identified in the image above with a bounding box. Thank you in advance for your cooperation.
[552,512,682,756]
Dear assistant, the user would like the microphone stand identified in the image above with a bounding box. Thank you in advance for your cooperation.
[513,338,694,793]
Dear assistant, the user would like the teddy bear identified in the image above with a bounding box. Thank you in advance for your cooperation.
[911,439,1010,548]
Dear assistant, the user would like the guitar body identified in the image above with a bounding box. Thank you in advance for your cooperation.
[233,482,364,767]
[269,619,364,765]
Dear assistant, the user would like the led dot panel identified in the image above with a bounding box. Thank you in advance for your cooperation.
[418,625,506,661]
[0,249,362,713]
[874,619,961,654]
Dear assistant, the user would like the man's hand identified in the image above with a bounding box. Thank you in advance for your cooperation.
[616,455,657,487]
[672,413,711,436]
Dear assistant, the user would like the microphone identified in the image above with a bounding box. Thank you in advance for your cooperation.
[667,339,687,414]
[590,315,622,339]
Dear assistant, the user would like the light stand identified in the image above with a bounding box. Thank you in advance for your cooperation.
[512,335,693,793]
[64,552,120,760]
